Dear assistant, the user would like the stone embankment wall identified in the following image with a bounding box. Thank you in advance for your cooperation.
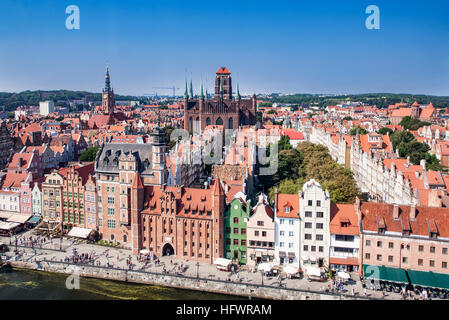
[9,260,370,300]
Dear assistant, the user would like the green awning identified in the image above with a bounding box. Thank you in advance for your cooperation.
[27,216,41,224]
[407,270,449,290]
[363,264,408,284]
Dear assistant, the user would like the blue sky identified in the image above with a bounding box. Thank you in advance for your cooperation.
[0,0,449,96]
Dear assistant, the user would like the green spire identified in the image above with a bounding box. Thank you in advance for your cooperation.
[205,87,208,100]
[236,83,241,99]
[200,81,204,99]
[104,67,111,92]
[190,80,194,99]
[184,79,188,99]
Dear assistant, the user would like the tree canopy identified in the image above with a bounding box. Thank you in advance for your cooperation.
[264,142,361,204]
[399,116,431,131]
[79,147,100,162]
[349,126,368,136]
[377,127,394,135]
[390,130,445,171]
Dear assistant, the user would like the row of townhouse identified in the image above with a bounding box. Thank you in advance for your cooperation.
[309,124,448,207]
[224,178,449,277]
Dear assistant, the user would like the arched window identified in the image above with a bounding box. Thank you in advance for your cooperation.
[195,117,200,133]
[189,117,193,131]
[216,117,223,125]
[229,117,234,130]
[206,117,211,126]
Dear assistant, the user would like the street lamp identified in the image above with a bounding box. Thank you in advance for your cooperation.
[196,262,200,279]
[261,271,264,286]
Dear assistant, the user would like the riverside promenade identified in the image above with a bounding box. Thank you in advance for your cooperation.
[0,231,400,300]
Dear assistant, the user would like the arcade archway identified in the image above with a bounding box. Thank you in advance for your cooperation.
[162,243,175,256]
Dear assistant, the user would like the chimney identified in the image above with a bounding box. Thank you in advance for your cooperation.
[421,159,426,171]
[410,204,416,221]
[393,204,399,220]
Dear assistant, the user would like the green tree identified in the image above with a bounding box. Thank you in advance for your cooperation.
[349,126,368,136]
[266,142,361,204]
[377,127,394,135]
[278,135,292,151]
[79,147,100,162]
[390,130,415,150]
[399,116,431,130]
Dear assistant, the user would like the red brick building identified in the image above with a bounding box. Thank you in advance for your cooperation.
[183,67,257,133]
[130,176,225,263]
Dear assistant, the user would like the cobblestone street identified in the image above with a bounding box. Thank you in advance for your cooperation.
[0,230,410,300]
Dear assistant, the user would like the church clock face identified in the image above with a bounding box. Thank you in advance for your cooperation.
[103,94,108,99]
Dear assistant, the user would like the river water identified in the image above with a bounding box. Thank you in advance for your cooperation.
[0,268,244,300]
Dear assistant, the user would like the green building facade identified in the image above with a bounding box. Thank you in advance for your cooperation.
[224,197,251,265]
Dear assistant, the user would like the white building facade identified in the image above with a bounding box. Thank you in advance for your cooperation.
[299,179,331,270]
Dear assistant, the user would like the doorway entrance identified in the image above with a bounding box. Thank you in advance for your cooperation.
[162,243,175,256]
[318,258,324,268]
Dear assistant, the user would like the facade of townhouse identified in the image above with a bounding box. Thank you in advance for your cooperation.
[84,175,98,231]
[31,183,42,217]
[18,174,33,215]
[246,195,275,267]
[299,179,331,270]
[359,202,449,275]
[41,170,64,232]
[329,203,361,273]
[274,192,301,266]
[61,163,95,231]
[224,197,251,264]
[95,126,168,244]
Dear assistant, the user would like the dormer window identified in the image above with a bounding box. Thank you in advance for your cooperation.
[341,222,349,227]
[430,232,438,239]
[378,227,385,234]
[284,206,290,213]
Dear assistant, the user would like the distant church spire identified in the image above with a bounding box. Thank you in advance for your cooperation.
[184,79,188,99]
[102,66,115,115]
[200,81,204,99]
[190,80,194,99]
[236,83,241,99]
[104,66,112,92]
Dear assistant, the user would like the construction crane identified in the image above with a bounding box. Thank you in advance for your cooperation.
[152,86,180,98]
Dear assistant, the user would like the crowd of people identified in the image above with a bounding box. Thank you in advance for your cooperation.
[64,248,94,264]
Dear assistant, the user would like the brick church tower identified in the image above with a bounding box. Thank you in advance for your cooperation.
[183,67,257,134]
[215,67,232,99]
[102,67,115,115]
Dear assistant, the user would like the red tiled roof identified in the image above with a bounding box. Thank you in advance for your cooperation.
[216,66,231,74]
[276,194,300,218]
[361,202,449,238]
[330,203,360,235]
